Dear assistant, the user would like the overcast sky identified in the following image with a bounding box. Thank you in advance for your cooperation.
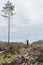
[0,0,43,43]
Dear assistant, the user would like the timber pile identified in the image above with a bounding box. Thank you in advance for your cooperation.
[1,46,43,65]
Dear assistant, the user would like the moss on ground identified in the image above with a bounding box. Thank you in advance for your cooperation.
[0,54,17,64]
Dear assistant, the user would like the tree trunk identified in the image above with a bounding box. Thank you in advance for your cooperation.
[8,12,10,45]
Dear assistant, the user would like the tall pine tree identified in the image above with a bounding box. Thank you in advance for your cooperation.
[2,0,15,45]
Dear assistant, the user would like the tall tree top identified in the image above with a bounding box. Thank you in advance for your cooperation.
[2,0,15,17]
[3,1,15,12]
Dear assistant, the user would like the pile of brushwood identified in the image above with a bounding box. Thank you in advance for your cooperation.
[1,46,43,65]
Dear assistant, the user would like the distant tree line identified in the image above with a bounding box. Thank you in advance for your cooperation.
[32,40,43,44]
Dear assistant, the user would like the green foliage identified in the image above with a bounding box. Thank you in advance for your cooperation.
[4,1,14,10]
[2,1,15,18]
[3,1,15,12]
